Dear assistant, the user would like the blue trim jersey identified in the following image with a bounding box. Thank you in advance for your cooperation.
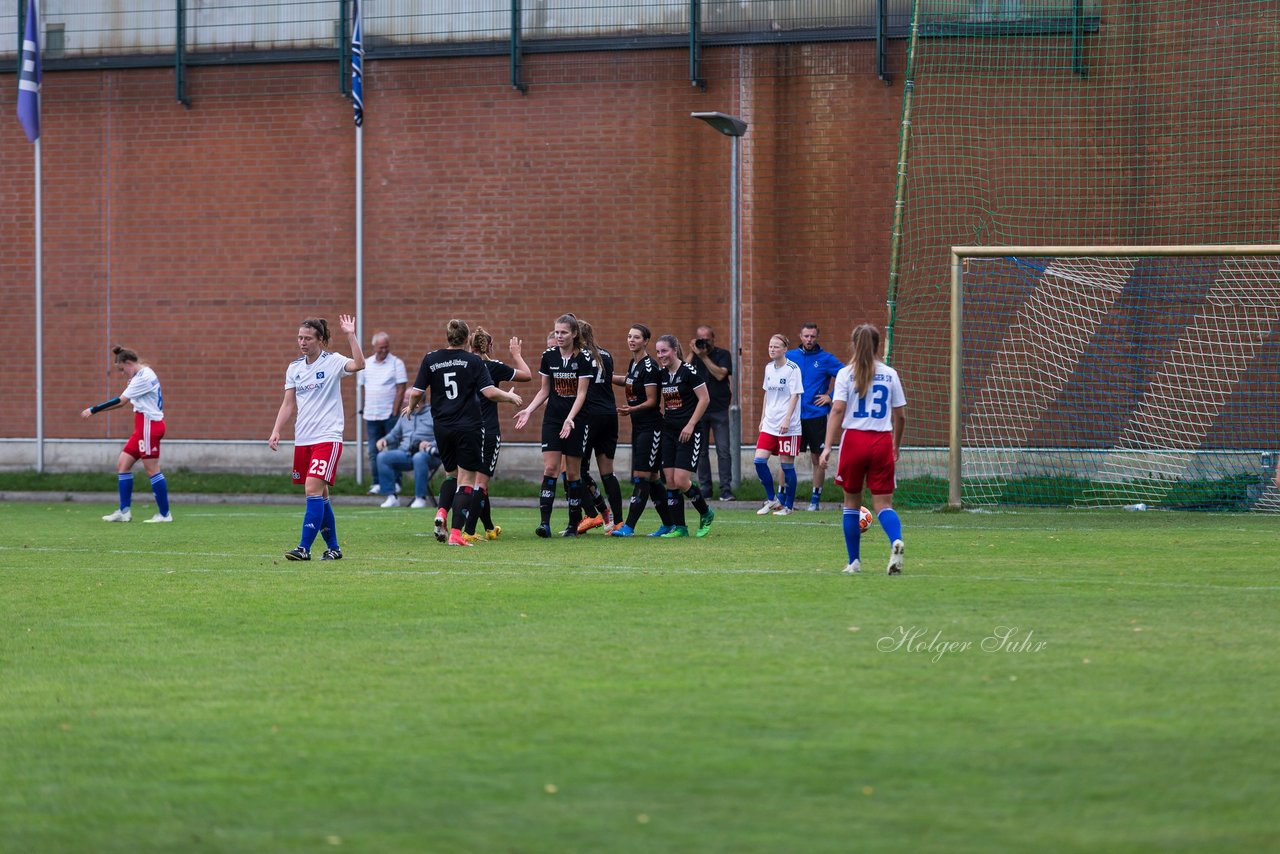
[123,365,164,422]
[760,358,803,436]
[786,345,846,420]
[287,351,353,445]
[833,361,907,432]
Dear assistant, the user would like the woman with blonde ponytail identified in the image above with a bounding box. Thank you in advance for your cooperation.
[818,324,908,576]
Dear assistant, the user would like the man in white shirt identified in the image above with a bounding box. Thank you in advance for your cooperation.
[358,331,407,494]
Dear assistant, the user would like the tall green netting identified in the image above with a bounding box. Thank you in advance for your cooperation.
[890,0,1280,510]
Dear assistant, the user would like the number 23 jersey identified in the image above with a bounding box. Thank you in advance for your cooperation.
[832,361,906,432]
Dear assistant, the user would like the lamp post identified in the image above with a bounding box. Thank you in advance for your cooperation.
[691,111,748,492]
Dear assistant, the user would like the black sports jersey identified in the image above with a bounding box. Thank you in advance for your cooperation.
[660,361,707,426]
[583,348,617,417]
[625,354,663,427]
[477,359,517,433]
[538,347,592,423]
[412,348,493,428]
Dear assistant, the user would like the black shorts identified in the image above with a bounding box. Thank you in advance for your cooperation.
[436,421,484,474]
[582,412,619,461]
[477,426,502,478]
[630,422,662,473]
[799,416,829,454]
[542,415,586,457]
[661,421,705,473]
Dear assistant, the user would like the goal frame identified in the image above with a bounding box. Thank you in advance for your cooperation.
[947,244,1280,509]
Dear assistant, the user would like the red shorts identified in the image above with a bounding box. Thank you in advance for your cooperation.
[293,442,343,485]
[834,429,896,496]
[756,432,800,457]
[123,414,165,460]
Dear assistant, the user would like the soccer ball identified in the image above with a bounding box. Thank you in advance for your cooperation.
[859,506,873,532]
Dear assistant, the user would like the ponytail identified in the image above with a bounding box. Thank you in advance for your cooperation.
[850,324,881,398]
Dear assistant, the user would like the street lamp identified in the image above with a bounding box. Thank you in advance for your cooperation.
[691,111,748,493]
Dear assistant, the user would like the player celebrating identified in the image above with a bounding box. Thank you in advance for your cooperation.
[460,327,532,542]
[610,324,669,537]
[753,334,804,517]
[405,319,524,547]
[575,320,623,534]
[81,345,172,523]
[819,323,907,575]
[654,334,714,538]
[268,315,364,561]
[514,314,592,538]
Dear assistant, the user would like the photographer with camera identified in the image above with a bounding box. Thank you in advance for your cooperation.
[686,325,736,501]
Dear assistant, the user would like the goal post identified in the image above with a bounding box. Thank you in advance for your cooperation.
[949,245,1280,511]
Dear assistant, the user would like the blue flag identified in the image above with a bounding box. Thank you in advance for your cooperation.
[17,0,41,142]
[351,0,363,127]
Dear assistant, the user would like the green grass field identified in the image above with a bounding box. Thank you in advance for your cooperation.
[1,501,1277,852]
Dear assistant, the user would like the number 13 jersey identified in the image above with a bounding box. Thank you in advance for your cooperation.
[832,361,906,432]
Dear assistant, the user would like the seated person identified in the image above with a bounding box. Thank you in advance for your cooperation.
[375,409,442,508]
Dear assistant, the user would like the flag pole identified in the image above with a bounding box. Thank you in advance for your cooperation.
[18,0,44,472]
[34,138,43,472]
[352,0,365,486]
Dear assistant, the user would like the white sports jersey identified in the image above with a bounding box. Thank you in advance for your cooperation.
[357,352,407,420]
[123,366,164,421]
[286,351,353,444]
[760,359,803,436]
[833,361,906,432]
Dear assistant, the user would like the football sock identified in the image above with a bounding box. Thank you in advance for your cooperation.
[539,475,557,526]
[566,479,583,529]
[668,489,686,528]
[117,472,134,511]
[149,472,170,516]
[320,498,339,550]
[842,506,862,563]
[878,507,903,543]
[650,477,671,525]
[478,487,494,531]
[582,471,607,518]
[754,458,775,500]
[781,463,797,509]
[810,487,823,506]
[438,476,457,513]
[300,495,325,551]
[453,485,473,533]
[602,473,623,522]
[684,484,709,517]
[464,487,483,536]
[625,476,650,529]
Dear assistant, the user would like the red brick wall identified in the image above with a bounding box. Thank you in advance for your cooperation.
[0,43,903,449]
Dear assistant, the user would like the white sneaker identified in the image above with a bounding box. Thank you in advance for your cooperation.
[379,495,400,508]
[887,539,905,575]
[756,499,782,516]
[143,513,173,523]
[772,506,793,516]
[102,508,132,522]
[393,482,402,495]
[367,484,382,495]
[843,560,861,575]
[409,497,429,509]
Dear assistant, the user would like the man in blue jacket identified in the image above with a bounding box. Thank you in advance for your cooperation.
[786,323,845,511]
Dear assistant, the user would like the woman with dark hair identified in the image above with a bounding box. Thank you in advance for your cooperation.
[514,313,592,538]
[81,345,173,523]
[460,327,531,542]
[609,323,670,537]
[653,334,715,538]
[268,314,364,560]
[405,319,524,547]
[819,323,908,576]
[574,319,623,533]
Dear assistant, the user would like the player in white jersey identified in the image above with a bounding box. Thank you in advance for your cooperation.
[268,314,365,561]
[819,324,908,576]
[753,334,804,516]
[81,345,173,523]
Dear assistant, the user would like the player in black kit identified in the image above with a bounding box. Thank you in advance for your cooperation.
[460,327,531,542]
[514,313,593,538]
[654,334,715,538]
[403,319,523,547]
[609,324,671,537]
[574,319,623,534]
